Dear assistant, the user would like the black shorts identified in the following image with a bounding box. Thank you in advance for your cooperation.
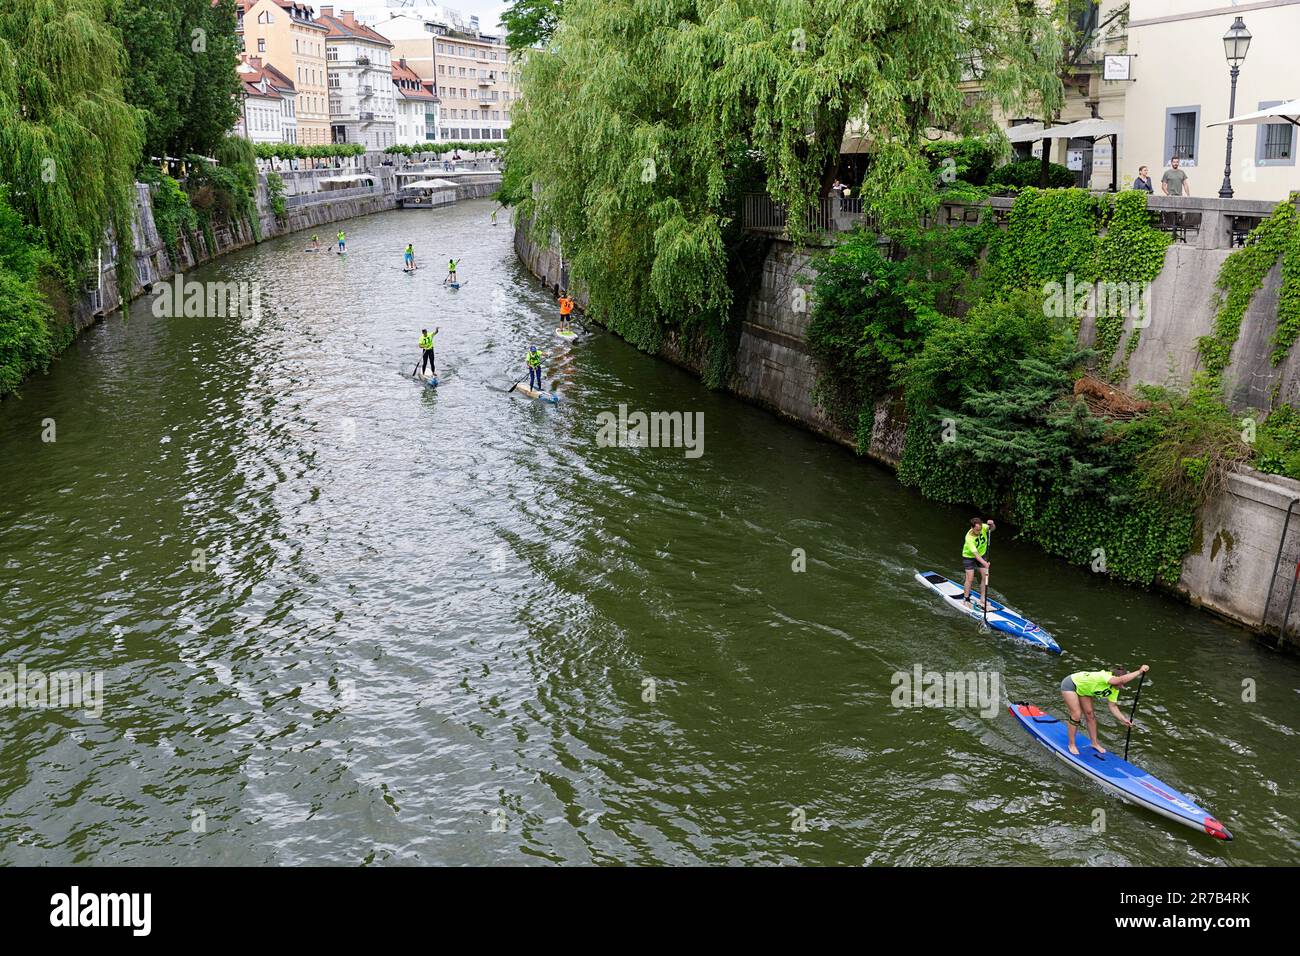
[962,557,982,571]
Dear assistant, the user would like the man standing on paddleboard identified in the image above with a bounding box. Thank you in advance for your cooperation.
[445,258,459,285]
[559,291,574,332]
[960,517,995,609]
[419,327,438,375]
[404,243,417,271]
[1059,665,1149,755]
[526,345,544,390]
[337,229,347,254]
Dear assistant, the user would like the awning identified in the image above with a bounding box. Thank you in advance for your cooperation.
[1208,98,1300,128]
[399,179,458,190]
[317,175,374,184]
[1003,119,1121,143]
[1003,123,1046,144]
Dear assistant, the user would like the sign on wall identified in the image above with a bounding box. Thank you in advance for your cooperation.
[1103,55,1133,81]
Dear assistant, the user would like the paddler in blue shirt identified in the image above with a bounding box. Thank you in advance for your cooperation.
[526,345,544,390]
[1059,665,1150,755]
[960,517,995,609]
[404,243,417,271]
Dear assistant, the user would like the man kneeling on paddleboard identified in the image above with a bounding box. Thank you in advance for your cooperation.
[960,517,995,609]
[1060,665,1149,755]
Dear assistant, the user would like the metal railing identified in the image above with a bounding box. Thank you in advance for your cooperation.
[742,194,851,235]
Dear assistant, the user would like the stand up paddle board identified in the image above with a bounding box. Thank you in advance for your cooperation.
[510,382,559,404]
[410,370,439,388]
[555,328,578,341]
[1008,703,1232,840]
[914,571,1060,653]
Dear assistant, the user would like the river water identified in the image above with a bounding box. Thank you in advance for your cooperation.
[0,200,1296,865]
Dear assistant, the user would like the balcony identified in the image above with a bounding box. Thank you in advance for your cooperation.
[360,85,374,98]
[357,55,371,66]
[359,111,375,122]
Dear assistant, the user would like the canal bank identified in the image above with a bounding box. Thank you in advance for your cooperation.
[3,199,1297,864]
[513,218,1300,652]
[64,163,501,356]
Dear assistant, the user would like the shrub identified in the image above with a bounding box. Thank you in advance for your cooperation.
[987,158,1077,190]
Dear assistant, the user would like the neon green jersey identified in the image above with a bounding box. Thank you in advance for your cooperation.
[962,524,991,558]
[1070,671,1119,702]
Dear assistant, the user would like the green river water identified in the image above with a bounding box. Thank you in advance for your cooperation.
[0,199,1296,865]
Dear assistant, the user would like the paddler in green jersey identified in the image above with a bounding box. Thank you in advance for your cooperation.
[310,234,321,252]
[960,517,996,608]
[418,327,439,375]
[337,229,347,253]
[1060,665,1150,755]
[445,258,459,284]
[526,346,544,390]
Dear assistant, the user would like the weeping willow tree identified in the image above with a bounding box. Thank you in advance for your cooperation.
[0,0,145,284]
[504,0,1066,373]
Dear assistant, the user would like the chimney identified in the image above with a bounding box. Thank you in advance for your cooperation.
[249,56,262,69]
[319,5,333,17]
[340,10,355,25]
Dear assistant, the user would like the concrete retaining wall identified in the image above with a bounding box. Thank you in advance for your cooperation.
[514,221,1297,649]
[73,168,498,339]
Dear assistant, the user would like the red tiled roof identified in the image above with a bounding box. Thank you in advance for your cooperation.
[317,8,392,46]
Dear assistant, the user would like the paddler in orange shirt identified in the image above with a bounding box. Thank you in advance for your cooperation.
[559,291,575,332]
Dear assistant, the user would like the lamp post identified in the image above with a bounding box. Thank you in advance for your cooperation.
[1218,16,1252,199]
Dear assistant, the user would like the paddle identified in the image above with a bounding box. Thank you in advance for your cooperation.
[982,566,990,624]
[1122,671,1146,761]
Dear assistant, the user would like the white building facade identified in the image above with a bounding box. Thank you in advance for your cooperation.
[319,6,398,149]
[393,58,439,145]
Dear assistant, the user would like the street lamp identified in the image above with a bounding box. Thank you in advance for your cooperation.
[1218,16,1252,199]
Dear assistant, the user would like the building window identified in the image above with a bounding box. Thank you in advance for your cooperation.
[1163,106,1201,165]
[258,38,266,53]
[1255,101,1296,166]
[1263,123,1294,161]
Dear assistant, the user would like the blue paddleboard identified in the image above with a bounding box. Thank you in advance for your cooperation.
[914,571,1060,653]
[411,371,438,389]
[1009,703,1232,841]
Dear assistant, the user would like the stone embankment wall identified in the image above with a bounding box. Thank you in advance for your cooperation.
[514,219,1297,649]
[73,169,499,337]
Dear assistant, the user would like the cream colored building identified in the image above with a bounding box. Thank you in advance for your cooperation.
[1121,0,1299,200]
[237,1,331,146]
[365,10,522,144]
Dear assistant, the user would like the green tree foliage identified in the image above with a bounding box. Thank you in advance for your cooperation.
[502,0,563,52]
[0,187,58,396]
[807,236,920,440]
[986,157,1076,190]
[1199,200,1298,381]
[0,0,144,280]
[504,0,1065,359]
[262,143,366,161]
[923,137,1007,188]
[109,0,242,159]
